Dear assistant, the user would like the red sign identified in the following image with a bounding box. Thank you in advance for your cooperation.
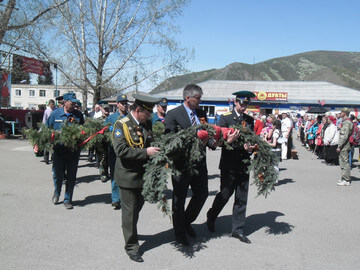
[253,91,288,101]
[13,54,50,76]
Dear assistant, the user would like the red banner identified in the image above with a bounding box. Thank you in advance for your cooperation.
[1,73,11,107]
[13,54,50,76]
[253,91,288,101]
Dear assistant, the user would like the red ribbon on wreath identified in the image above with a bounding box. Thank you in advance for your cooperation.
[79,126,108,146]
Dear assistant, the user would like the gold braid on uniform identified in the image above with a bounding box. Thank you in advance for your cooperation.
[122,122,144,149]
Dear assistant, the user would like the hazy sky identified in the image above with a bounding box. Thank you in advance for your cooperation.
[174,0,360,72]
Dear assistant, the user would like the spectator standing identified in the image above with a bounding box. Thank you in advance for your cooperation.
[264,119,282,185]
[254,113,263,136]
[151,98,168,124]
[336,108,353,186]
[323,116,339,166]
[42,99,56,123]
[281,112,292,160]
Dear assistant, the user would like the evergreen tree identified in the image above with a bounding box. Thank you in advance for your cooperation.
[11,69,30,84]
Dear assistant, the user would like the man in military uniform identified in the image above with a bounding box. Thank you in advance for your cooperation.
[151,97,168,124]
[206,91,257,244]
[46,92,84,210]
[336,108,353,186]
[112,93,160,263]
[104,94,129,209]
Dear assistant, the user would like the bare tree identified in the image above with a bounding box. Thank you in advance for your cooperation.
[29,0,192,106]
[0,0,69,70]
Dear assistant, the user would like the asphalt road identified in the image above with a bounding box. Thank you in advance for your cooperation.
[1,137,360,270]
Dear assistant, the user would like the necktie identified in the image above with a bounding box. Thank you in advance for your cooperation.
[190,112,196,126]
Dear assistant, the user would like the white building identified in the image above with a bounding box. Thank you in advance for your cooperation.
[158,80,360,124]
[10,84,93,109]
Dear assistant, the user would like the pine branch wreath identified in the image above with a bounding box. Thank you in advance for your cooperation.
[142,124,277,217]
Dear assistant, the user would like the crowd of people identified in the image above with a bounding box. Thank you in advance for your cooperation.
[296,108,359,186]
[38,86,359,263]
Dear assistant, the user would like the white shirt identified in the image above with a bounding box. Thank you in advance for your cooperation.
[281,117,292,135]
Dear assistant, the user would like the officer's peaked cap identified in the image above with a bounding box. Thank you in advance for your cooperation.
[133,93,161,112]
[232,91,255,104]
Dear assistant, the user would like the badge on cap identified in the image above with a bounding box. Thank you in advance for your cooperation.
[114,129,122,138]
[232,91,255,104]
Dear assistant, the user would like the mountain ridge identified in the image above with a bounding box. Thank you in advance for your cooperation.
[150,50,360,94]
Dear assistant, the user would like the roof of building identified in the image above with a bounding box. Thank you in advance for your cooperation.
[156,80,360,105]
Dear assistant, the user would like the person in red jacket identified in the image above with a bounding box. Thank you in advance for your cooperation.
[254,113,264,136]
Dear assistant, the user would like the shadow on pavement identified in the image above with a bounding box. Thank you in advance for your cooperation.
[138,211,294,258]
[244,211,294,236]
[76,174,99,183]
[72,193,111,207]
[351,176,360,182]
[208,174,220,180]
[77,162,98,168]
[277,178,295,186]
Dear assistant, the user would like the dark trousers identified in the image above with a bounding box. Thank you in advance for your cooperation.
[172,164,208,237]
[120,188,144,255]
[207,169,249,234]
[52,147,80,203]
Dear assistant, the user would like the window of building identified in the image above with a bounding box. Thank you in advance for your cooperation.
[15,103,22,107]
[15,89,21,96]
[39,90,46,97]
[199,105,215,118]
[54,89,60,97]
[28,104,37,109]
[29,90,35,97]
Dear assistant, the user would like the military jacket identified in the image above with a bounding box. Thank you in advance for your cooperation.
[218,110,254,170]
[338,119,353,150]
[112,113,153,188]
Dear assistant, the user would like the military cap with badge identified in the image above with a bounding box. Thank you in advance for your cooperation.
[133,93,161,113]
[113,93,161,146]
[233,90,256,104]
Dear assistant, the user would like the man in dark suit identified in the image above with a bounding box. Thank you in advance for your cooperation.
[112,93,160,263]
[206,91,257,244]
[164,84,212,246]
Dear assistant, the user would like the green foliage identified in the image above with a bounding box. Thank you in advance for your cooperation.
[142,124,213,216]
[23,123,60,152]
[24,118,112,152]
[142,123,277,217]
[152,121,165,142]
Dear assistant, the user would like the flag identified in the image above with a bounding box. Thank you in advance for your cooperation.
[13,54,49,76]
[1,73,11,107]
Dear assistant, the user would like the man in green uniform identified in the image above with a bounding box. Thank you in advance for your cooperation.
[337,108,353,186]
[112,93,160,263]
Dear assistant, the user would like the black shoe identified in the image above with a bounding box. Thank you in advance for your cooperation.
[206,218,215,233]
[111,202,121,210]
[185,224,196,238]
[63,202,73,210]
[175,234,189,246]
[52,194,59,205]
[128,252,144,263]
[231,232,251,244]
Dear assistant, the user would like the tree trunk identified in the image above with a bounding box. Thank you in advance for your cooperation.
[0,0,16,45]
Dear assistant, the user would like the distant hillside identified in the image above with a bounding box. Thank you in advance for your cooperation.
[150,51,360,94]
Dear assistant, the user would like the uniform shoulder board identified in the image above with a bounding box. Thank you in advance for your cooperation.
[119,116,130,124]
[223,112,232,116]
